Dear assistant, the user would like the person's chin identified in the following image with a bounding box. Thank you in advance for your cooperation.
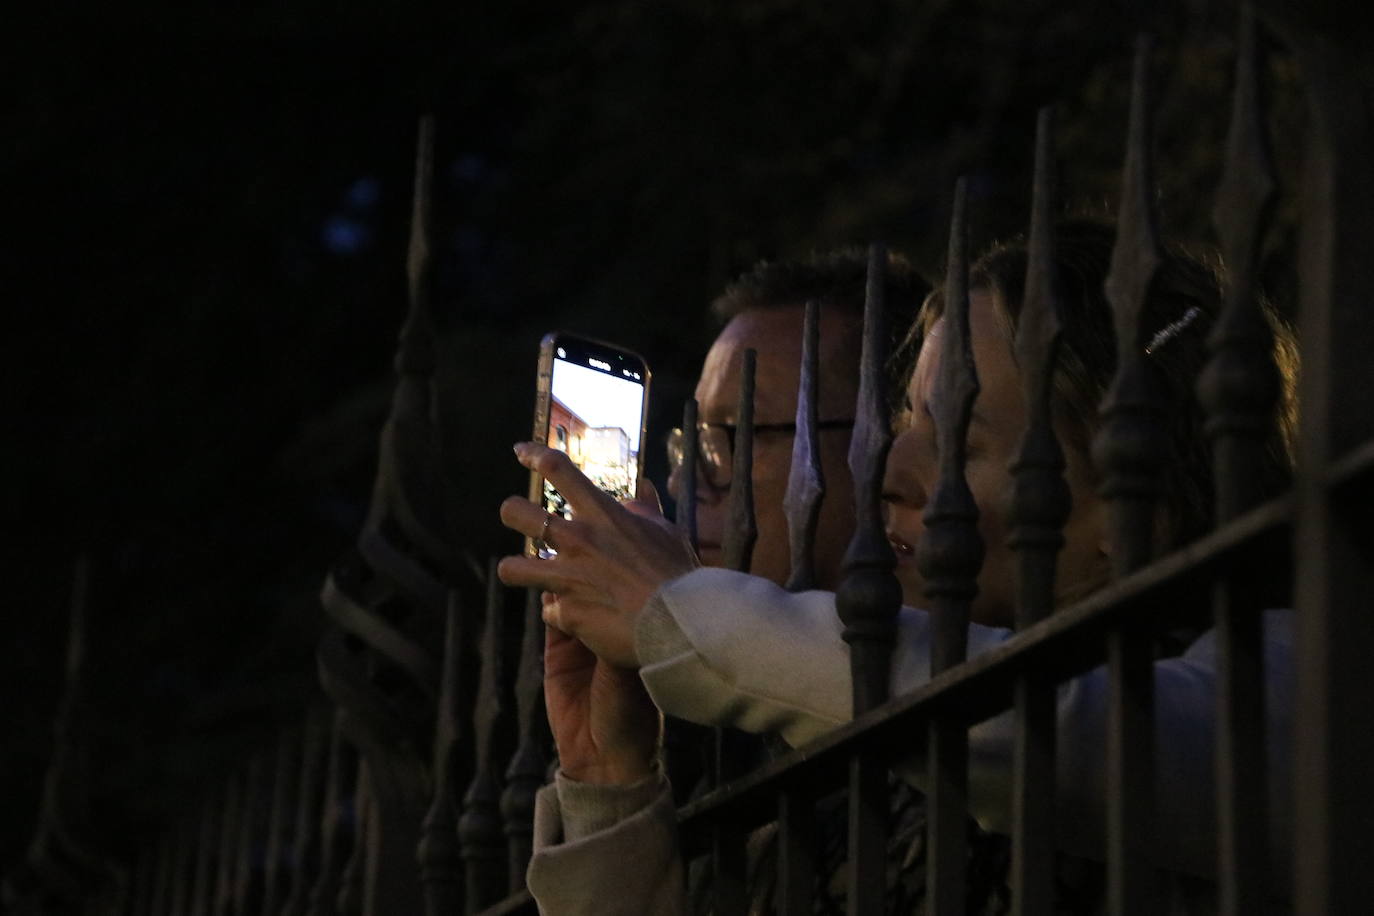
[893,566,923,608]
[696,542,723,567]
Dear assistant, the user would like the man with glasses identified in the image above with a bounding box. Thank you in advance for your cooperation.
[521,248,927,915]
[666,248,926,590]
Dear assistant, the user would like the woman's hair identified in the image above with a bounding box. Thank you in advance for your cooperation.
[899,219,1298,551]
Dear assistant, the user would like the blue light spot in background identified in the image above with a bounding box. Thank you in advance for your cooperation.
[322,217,372,254]
[452,154,486,183]
[345,177,381,209]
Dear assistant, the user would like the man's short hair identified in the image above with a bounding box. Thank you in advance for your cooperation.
[710,247,930,332]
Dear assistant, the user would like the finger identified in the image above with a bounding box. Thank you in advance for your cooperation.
[497,554,577,593]
[623,477,666,520]
[543,604,573,641]
[499,495,554,540]
[514,442,617,517]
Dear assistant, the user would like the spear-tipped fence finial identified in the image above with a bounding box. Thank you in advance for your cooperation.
[722,349,758,573]
[917,178,984,674]
[835,243,903,715]
[784,300,825,593]
[398,114,437,380]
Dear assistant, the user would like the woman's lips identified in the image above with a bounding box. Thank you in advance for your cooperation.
[887,530,917,566]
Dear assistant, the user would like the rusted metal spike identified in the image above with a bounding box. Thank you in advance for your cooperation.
[1206,10,1277,916]
[459,559,510,912]
[1011,108,1071,627]
[1106,35,1164,362]
[917,177,985,674]
[1098,34,1163,916]
[420,593,465,915]
[502,588,551,890]
[677,399,700,552]
[281,712,328,916]
[836,242,903,715]
[1202,4,1281,524]
[398,114,436,379]
[784,300,826,593]
[1097,34,1168,576]
[306,712,349,916]
[1010,107,1068,916]
[723,348,758,572]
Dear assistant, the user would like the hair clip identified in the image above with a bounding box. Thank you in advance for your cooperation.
[1144,305,1203,355]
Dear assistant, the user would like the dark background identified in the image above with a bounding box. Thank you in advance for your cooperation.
[3,0,1301,875]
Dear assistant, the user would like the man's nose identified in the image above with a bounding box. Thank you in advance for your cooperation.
[667,459,726,507]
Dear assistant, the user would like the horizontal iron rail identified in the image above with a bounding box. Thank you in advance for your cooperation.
[672,478,1326,853]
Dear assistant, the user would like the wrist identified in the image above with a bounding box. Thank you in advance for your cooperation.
[561,749,657,786]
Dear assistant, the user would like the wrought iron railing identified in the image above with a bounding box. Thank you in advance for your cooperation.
[14,6,1374,916]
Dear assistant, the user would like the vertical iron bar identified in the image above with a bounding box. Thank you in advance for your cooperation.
[1009,107,1070,916]
[191,797,218,916]
[677,399,700,552]
[130,840,154,916]
[1291,19,1374,916]
[170,818,193,916]
[421,592,465,914]
[1096,35,1166,916]
[283,711,328,916]
[336,761,369,916]
[722,348,758,574]
[213,774,241,916]
[1200,8,1278,915]
[459,559,510,914]
[776,789,816,916]
[307,712,350,916]
[234,753,264,916]
[777,298,824,915]
[150,830,172,916]
[708,349,756,916]
[262,727,297,916]
[835,243,903,916]
[664,399,706,804]
[916,179,983,916]
[502,588,551,890]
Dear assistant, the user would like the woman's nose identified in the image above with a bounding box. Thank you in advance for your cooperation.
[882,428,928,509]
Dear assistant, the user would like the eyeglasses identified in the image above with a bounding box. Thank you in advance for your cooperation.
[666,419,855,490]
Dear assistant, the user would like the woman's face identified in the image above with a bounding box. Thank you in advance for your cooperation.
[882,289,1109,627]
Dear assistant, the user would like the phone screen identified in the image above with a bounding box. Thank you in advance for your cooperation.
[539,337,648,555]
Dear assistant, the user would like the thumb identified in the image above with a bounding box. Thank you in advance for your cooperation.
[624,477,666,520]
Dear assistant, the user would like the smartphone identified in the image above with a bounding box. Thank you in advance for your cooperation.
[528,332,651,557]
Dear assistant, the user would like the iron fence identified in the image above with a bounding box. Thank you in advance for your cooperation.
[11,4,1374,915]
